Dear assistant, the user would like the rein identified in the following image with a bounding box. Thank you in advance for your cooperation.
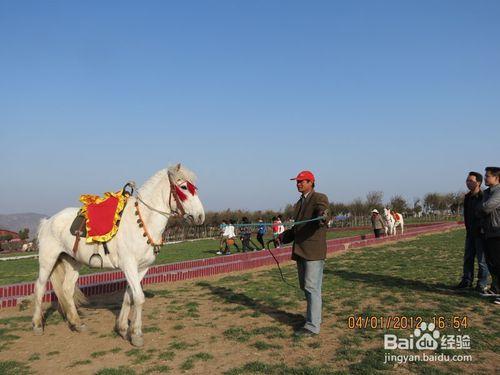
[257,215,326,289]
[134,201,163,254]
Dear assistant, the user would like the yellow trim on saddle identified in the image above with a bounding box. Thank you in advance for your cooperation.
[79,190,128,243]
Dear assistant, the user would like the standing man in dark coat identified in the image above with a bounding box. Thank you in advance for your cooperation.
[281,170,329,336]
[454,172,490,292]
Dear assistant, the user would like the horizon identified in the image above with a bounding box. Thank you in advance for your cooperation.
[0,187,470,216]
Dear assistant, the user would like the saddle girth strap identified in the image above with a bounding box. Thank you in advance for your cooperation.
[72,219,85,254]
[102,242,110,255]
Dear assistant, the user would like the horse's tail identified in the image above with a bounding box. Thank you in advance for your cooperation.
[50,254,88,316]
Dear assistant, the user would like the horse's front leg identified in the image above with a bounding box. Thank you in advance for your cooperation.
[115,266,149,340]
[115,286,132,340]
[122,264,148,347]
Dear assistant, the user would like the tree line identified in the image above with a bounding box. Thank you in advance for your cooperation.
[167,191,466,227]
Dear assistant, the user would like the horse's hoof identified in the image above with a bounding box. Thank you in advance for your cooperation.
[33,326,44,336]
[71,323,87,332]
[131,334,144,347]
[114,327,128,340]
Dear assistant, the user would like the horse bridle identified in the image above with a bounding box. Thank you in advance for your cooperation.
[133,172,196,221]
[168,172,188,219]
[133,172,197,253]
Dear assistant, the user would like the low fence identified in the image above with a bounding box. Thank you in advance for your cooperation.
[163,215,461,241]
[0,221,461,309]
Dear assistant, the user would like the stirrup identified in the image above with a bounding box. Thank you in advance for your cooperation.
[89,253,103,268]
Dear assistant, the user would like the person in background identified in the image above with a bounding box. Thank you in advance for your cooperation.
[272,216,281,248]
[239,217,255,252]
[370,209,385,238]
[277,215,285,242]
[224,219,240,255]
[216,220,228,255]
[256,218,266,250]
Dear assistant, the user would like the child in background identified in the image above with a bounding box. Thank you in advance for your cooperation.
[272,216,281,248]
[256,218,266,250]
[217,220,229,255]
[239,217,255,252]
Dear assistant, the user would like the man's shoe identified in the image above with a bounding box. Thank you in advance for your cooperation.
[216,251,222,255]
[475,285,489,293]
[480,288,500,297]
[294,328,317,337]
[453,280,472,290]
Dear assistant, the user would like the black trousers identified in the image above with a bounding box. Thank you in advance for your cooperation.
[484,236,500,290]
[256,234,265,249]
[374,229,383,238]
[241,237,255,252]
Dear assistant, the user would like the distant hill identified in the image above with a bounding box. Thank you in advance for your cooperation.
[0,213,48,239]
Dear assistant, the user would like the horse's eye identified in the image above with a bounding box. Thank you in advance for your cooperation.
[181,185,188,190]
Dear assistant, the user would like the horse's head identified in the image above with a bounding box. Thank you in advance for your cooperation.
[167,163,205,225]
[382,207,391,220]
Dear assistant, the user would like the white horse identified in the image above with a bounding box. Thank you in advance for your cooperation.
[32,164,204,346]
[382,208,404,236]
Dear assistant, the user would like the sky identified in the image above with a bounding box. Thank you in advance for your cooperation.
[1,1,499,215]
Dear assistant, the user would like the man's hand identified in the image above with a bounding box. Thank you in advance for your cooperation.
[280,229,295,244]
[318,209,329,227]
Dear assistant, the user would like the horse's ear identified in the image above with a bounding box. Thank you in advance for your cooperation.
[176,163,181,171]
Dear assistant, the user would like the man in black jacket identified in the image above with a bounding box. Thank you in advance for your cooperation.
[454,172,490,292]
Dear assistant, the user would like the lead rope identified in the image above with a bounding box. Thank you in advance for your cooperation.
[265,239,299,289]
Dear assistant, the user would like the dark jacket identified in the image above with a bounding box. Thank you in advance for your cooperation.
[281,190,329,261]
[479,184,500,239]
[239,225,252,239]
[463,190,483,237]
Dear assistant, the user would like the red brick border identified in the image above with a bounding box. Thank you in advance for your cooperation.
[0,222,461,309]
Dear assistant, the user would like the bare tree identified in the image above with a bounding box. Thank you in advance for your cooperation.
[389,195,409,213]
[366,191,384,211]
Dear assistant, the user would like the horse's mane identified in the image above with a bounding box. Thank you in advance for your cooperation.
[138,164,197,196]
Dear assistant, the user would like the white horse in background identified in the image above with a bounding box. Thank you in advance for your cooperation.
[32,164,205,346]
[383,208,404,236]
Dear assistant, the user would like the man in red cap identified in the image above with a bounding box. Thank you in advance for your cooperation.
[281,170,329,336]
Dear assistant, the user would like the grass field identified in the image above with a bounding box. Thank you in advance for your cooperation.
[0,228,498,374]
[0,229,369,285]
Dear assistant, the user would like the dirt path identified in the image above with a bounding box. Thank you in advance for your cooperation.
[0,267,340,374]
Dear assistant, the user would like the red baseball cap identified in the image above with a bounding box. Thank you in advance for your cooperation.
[290,170,315,182]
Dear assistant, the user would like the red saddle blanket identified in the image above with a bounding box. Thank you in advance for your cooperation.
[391,212,401,221]
[79,191,128,243]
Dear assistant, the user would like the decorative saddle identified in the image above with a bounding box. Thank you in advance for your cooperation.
[70,184,134,248]
[391,211,401,221]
